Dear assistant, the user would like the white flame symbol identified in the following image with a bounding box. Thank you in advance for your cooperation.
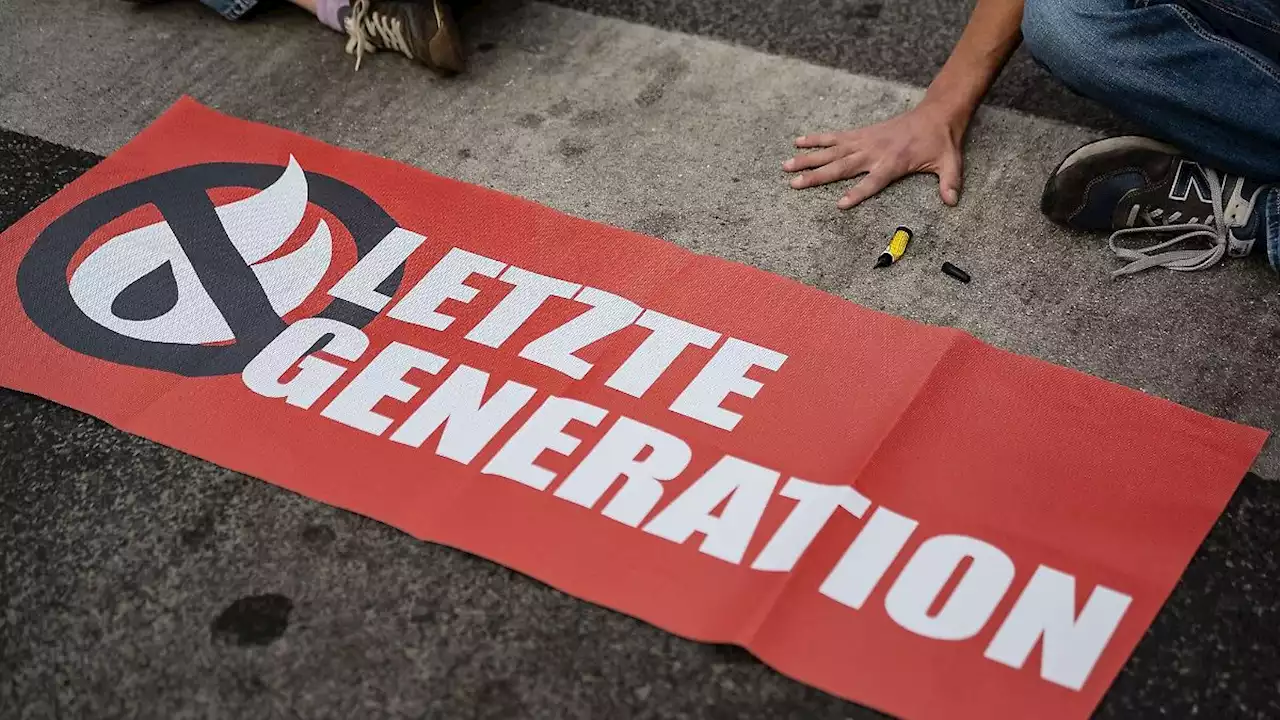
[68,156,332,344]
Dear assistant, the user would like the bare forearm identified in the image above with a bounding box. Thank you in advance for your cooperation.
[921,0,1025,135]
[784,0,1025,208]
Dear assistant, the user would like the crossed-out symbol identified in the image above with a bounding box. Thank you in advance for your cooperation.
[18,162,403,376]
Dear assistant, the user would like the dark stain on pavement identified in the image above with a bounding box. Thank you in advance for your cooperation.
[211,594,294,646]
[851,1,883,19]
[300,524,336,546]
[557,138,591,159]
[237,673,268,694]
[634,211,682,239]
[180,511,217,549]
[456,147,473,160]
[175,476,245,551]
[636,52,690,107]
[516,112,545,128]
[475,678,526,719]
[571,108,614,128]
[410,609,438,624]
[547,98,574,117]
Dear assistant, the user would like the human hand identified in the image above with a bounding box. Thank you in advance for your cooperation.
[783,102,965,209]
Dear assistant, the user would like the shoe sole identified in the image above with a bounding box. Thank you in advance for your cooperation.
[427,0,465,74]
[1041,136,1182,225]
[1050,135,1180,177]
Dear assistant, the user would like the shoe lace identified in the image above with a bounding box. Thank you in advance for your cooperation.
[1106,167,1228,277]
[345,0,413,70]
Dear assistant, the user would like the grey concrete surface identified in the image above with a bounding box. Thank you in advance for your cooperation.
[3,0,1274,474]
[2,1,1279,718]
[543,0,1138,131]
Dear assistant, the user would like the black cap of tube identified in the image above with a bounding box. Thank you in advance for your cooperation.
[941,262,971,283]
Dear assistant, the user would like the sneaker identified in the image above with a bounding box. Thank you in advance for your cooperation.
[1040,136,1271,276]
[344,0,465,74]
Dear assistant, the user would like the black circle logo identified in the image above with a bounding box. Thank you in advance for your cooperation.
[17,159,404,376]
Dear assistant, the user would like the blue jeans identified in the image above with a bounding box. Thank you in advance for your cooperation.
[1022,0,1280,270]
[199,0,258,20]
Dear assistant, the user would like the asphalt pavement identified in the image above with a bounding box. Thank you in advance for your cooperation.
[2,1,1277,718]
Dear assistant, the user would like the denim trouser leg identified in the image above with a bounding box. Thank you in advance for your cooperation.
[1022,0,1280,269]
[199,0,260,20]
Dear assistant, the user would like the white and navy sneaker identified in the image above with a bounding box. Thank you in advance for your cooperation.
[1041,136,1271,276]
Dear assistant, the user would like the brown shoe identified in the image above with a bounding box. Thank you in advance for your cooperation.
[343,0,465,74]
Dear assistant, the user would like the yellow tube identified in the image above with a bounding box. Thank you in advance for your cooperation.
[873,226,913,268]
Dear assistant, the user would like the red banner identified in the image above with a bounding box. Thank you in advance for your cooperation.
[0,98,1266,720]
